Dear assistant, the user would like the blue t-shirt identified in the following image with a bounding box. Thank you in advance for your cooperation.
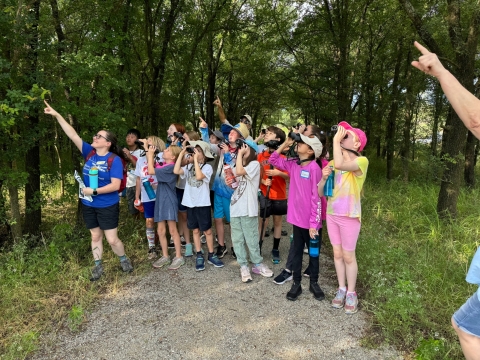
[81,142,123,208]
[466,247,480,300]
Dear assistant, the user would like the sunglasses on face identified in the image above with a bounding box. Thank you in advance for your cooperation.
[240,118,250,125]
[94,134,110,141]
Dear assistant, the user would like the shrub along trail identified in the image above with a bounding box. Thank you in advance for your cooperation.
[32,221,402,360]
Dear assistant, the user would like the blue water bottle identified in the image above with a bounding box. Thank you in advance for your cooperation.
[89,167,98,189]
[142,178,156,200]
[309,235,320,258]
[324,166,334,197]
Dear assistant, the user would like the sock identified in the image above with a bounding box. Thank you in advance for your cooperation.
[119,254,127,262]
[208,252,214,258]
[95,259,102,266]
[273,237,280,250]
[340,286,347,292]
[146,227,155,248]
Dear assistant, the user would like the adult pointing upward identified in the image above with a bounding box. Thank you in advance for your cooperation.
[412,41,480,360]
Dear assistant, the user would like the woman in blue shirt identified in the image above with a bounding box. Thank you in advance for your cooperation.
[44,101,133,281]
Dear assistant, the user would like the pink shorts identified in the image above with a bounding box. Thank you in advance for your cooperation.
[326,214,361,252]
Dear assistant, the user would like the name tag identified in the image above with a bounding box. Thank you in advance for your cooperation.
[300,170,310,179]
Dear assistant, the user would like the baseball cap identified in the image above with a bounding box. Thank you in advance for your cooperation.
[338,121,367,152]
[299,134,323,159]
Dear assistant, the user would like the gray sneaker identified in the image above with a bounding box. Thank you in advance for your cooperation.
[90,263,104,281]
[153,256,171,269]
[168,257,185,270]
[120,258,134,273]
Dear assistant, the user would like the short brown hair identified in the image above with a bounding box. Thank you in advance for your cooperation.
[267,126,286,144]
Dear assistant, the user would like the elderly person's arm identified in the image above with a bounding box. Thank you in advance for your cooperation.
[412,41,480,139]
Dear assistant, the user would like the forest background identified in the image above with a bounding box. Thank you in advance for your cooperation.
[1,0,480,359]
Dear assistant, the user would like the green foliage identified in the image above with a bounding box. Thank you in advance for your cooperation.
[357,158,480,358]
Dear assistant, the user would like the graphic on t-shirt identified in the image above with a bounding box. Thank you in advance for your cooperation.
[230,178,247,206]
[187,165,204,188]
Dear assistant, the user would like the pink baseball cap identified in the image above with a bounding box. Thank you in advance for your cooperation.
[338,121,367,152]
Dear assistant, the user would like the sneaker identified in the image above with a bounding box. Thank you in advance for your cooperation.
[120,258,133,273]
[168,256,185,270]
[207,254,224,268]
[90,263,104,281]
[281,230,288,236]
[180,235,187,247]
[168,237,175,249]
[240,265,252,283]
[252,263,274,278]
[273,269,292,285]
[216,245,228,259]
[195,255,205,271]
[303,267,310,278]
[148,247,158,260]
[264,228,270,237]
[153,256,171,268]
[332,288,347,309]
[286,281,302,301]
[271,249,280,264]
[344,292,358,314]
[231,246,237,259]
[309,282,325,301]
[184,243,193,257]
[200,234,206,244]
[303,245,308,254]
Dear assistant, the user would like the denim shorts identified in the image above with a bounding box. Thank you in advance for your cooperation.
[452,291,480,338]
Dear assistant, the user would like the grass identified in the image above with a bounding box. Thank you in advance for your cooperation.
[1,153,479,359]
[355,158,479,359]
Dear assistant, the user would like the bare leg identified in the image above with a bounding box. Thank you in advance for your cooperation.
[273,215,282,238]
[215,218,225,246]
[452,317,480,360]
[258,217,270,239]
[192,228,202,253]
[204,228,214,253]
[157,222,169,257]
[333,245,346,288]
[104,228,126,256]
[90,227,104,261]
[343,249,358,292]
[167,220,182,258]
[178,211,190,244]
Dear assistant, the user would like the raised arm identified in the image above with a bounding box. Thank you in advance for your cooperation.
[412,41,480,139]
[213,96,227,124]
[44,100,83,152]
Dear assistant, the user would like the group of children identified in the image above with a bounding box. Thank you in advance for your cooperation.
[124,114,368,314]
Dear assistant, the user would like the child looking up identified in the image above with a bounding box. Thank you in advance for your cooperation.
[318,121,368,314]
[257,126,289,263]
[174,141,224,271]
[146,144,184,270]
[134,136,165,259]
[229,140,273,282]
[269,134,324,301]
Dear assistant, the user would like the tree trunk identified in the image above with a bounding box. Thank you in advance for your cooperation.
[401,49,414,182]
[464,130,477,188]
[386,41,403,180]
[8,180,22,241]
[23,0,41,236]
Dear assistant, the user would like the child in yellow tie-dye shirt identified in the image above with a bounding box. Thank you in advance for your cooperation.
[318,121,368,315]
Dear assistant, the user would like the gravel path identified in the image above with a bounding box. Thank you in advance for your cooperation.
[33,221,402,360]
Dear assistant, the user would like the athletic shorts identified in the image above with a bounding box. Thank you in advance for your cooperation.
[258,193,287,218]
[187,206,212,231]
[143,201,155,219]
[326,214,361,252]
[453,291,480,337]
[126,186,139,215]
[176,187,187,212]
[82,203,119,230]
[213,193,231,223]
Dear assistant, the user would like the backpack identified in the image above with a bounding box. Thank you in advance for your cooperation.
[85,149,128,194]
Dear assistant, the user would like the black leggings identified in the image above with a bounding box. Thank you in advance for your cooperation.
[288,225,321,283]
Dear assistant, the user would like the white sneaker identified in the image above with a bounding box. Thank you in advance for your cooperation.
[252,263,274,278]
[200,234,206,244]
[240,265,252,283]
